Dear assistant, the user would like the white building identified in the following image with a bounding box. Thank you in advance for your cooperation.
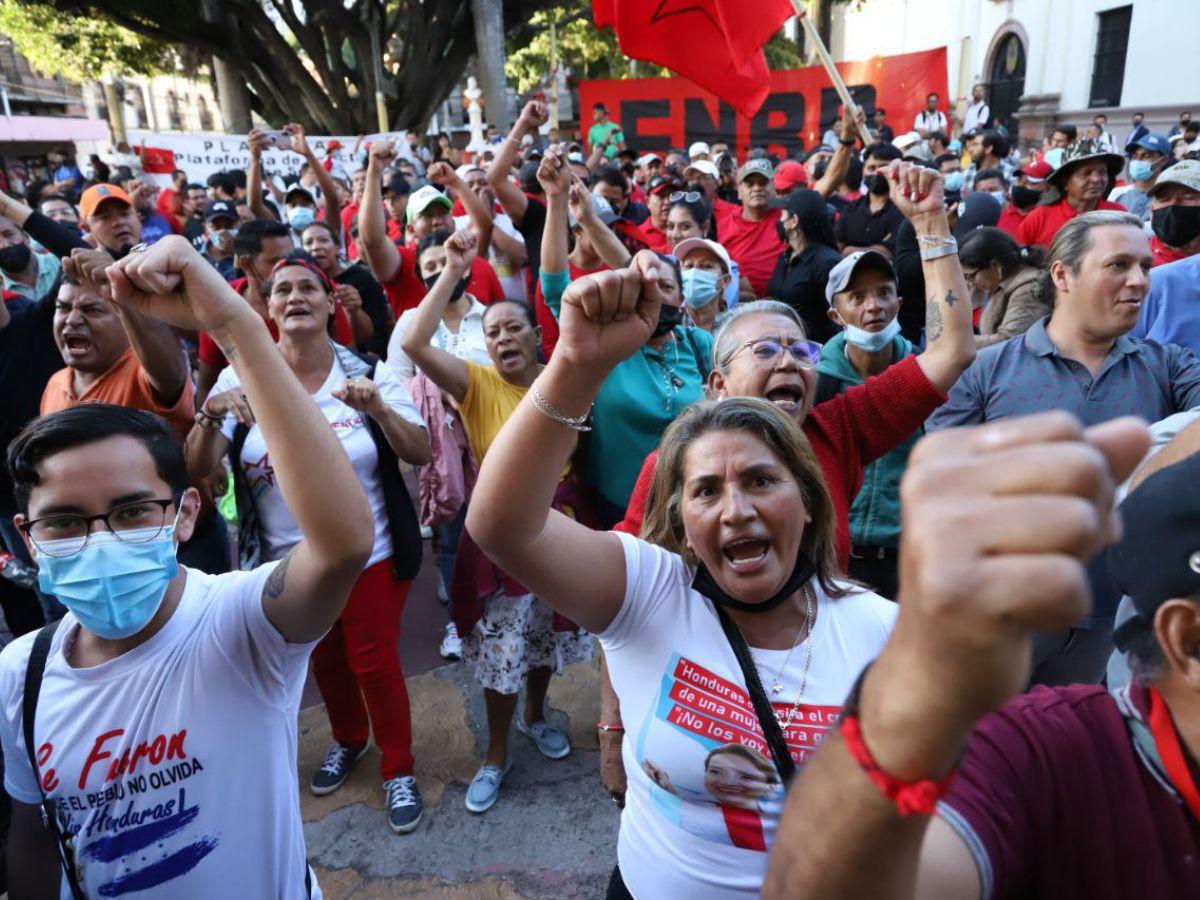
[830,0,1197,148]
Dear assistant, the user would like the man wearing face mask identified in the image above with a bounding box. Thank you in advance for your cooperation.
[200,200,239,281]
[1132,162,1200,353]
[0,236,378,899]
[194,219,357,402]
[936,154,965,205]
[1147,161,1200,267]
[814,251,917,599]
[998,159,1052,237]
[1111,133,1171,223]
[835,143,905,260]
[0,215,59,303]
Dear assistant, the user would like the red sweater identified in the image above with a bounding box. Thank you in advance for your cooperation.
[614,355,946,569]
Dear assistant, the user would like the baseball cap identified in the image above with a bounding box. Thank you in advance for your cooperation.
[592,194,618,226]
[326,139,344,151]
[684,160,719,180]
[284,186,315,205]
[79,183,132,220]
[1133,132,1171,156]
[455,164,484,180]
[204,199,237,223]
[773,160,808,192]
[647,175,682,196]
[673,237,732,274]
[518,161,541,193]
[636,153,661,167]
[739,158,775,183]
[1110,452,1200,652]
[1150,159,1200,199]
[893,131,923,152]
[567,151,587,165]
[1016,159,1054,184]
[406,184,453,223]
[384,174,412,197]
[824,250,896,304]
[688,141,711,159]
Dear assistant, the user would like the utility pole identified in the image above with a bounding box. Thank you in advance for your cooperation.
[549,17,559,130]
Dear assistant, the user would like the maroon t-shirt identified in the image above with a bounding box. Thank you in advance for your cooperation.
[939,684,1200,899]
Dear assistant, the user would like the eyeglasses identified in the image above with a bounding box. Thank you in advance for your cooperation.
[729,338,821,369]
[669,191,703,204]
[961,268,980,285]
[21,498,177,558]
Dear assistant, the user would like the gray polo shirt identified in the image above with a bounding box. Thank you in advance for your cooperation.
[928,317,1200,432]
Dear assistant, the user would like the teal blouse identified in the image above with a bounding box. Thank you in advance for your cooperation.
[541,269,712,509]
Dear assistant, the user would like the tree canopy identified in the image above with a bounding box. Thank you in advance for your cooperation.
[25,0,564,133]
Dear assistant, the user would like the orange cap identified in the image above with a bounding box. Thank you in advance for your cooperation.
[79,183,133,221]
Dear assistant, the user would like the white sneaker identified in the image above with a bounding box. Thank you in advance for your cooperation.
[420,524,433,540]
[439,622,462,660]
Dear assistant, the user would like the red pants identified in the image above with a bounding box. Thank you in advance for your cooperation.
[310,558,414,779]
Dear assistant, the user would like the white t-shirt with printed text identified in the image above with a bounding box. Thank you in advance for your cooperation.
[213,354,424,567]
[0,564,322,899]
[601,532,897,898]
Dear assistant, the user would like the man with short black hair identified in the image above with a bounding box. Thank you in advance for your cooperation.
[964,129,1011,192]
[1051,124,1078,149]
[0,216,60,303]
[588,102,624,160]
[961,83,990,134]
[0,236,376,899]
[1169,110,1192,139]
[872,107,894,144]
[1093,112,1117,152]
[835,142,906,260]
[181,183,209,248]
[37,195,78,231]
[914,93,948,138]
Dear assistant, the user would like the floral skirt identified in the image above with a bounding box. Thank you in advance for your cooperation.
[462,590,594,694]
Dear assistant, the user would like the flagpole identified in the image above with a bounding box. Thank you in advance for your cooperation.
[789,0,874,147]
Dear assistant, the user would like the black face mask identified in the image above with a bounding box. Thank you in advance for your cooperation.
[812,161,828,181]
[868,173,891,196]
[692,552,817,614]
[1152,205,1200,249]
[1010,185,1042,210]
[0,243,32,274]
[423,272,471,303]
[652,302,683,338]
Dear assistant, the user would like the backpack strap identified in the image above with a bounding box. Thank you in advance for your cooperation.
[22,620,86,900]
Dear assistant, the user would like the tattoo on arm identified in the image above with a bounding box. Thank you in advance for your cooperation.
[926,296,945,342]
[944,289,958,306]
[219,343,238,363]
[264,546,296,600]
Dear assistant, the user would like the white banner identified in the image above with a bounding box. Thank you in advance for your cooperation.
[78,130,415,189]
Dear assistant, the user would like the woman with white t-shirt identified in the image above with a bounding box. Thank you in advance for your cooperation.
[467,254,897,898]
[385,229,492,379]
[185,253,433,837]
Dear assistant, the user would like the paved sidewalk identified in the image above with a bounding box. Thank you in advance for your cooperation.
[300,656,621,898]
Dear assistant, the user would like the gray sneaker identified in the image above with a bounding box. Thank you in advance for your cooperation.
[516,718,571,760]
[465,759,511,813]
[310,742,368,796]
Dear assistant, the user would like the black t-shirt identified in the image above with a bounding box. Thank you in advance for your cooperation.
[892,219,926,343]
[515,196,548,282]
[335,262,391,358]
[0,295,63,509]
[765,242,843,343]
[833,195,905,257]
[184,216,207,250]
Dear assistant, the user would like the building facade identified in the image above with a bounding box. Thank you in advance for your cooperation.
[831,0,1197,148]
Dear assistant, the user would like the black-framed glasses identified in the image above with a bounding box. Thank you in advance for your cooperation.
[21,498,177,558]
[729,338,822,369]
[669,191,703,204]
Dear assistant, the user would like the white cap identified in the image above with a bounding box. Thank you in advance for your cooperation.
[688,141,711,159]
[455,164,483,180]
[636,153,660,167]
[673,237,732,274]
[893,131,923,151]
[684,159,719,180]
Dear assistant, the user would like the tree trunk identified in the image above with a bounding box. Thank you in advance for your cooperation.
[212,57,252,133]
[102,80,127,146]
[471,0,509,132]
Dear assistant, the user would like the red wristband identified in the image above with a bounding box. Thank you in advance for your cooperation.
[840,713,957,816]
[596,722,625,733]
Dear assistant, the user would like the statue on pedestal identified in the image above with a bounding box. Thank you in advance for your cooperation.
[464,76,485,152]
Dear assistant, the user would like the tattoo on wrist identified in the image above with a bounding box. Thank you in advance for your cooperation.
[264,546,296,600]
[926,299,944,342]
[944,289,958,307]
[220,343,238,362]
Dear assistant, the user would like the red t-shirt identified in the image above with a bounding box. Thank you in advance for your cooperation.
[197,277,355,368]
[996,205,1028,239]
[714,203,784,294]
[534,261,608,360]
[380,246,504,319]
[615,354,944,568]
[1016,198,1127,248]
[340,201,359,250]
[1151,235,1191,268]
[939,684,1200,899]
[635,219,670,253]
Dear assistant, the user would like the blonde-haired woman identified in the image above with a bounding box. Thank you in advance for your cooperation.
[466,254,897,899]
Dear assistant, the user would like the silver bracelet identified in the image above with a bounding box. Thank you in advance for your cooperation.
[919,236,958,262]
[530,383,592,432]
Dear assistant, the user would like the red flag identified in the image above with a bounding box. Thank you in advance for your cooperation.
[138,145,177,176]
[593,0,795,118]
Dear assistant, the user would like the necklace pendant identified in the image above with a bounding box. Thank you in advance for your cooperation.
[770,680,784,695]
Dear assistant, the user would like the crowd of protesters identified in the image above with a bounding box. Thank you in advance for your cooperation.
[0,86,1199,899]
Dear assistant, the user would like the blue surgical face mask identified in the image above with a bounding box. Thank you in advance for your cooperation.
[840,316,900,352]
[682,268,721,308]
[943,171,964,192]
[287,206,316,230]
[989,191,1007,207]
[36,525,179,640]
[1129,160,1154,182]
